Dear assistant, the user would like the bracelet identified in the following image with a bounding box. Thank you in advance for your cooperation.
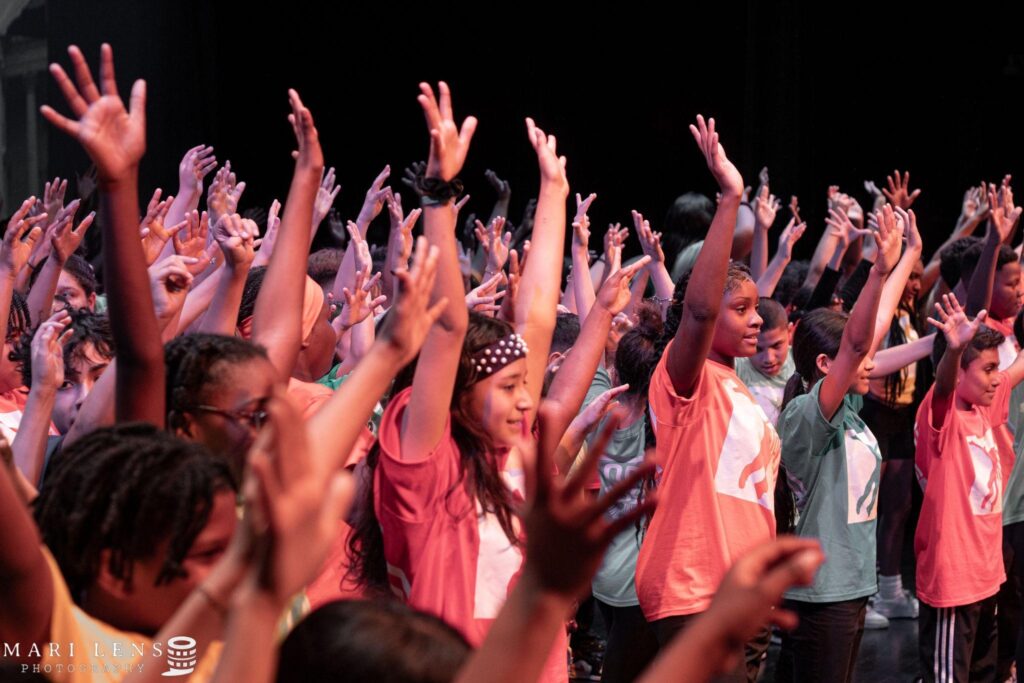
[648,295,672,304]
[415,174,464,203]
[196,584,229,616]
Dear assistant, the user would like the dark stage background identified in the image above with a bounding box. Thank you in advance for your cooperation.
[36,2,1024,261]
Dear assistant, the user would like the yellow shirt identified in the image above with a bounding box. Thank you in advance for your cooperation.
[35,546,222,682]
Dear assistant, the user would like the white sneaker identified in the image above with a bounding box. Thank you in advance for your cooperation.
[873,590,919,619]
[864,605,890,629]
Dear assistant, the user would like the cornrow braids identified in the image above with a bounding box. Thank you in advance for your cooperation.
[15,310,114,388]
[7,290,29,342]
[163,333,268,430]
[33,422,235,601]
[237,266,267,325]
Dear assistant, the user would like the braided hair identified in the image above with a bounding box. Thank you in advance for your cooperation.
[163,333,268,431]
[33,423,235,601]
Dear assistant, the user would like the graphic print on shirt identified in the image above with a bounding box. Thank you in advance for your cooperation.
[747,383,784,426]
[473,469,525,619]
[599,459,643,521]
[845,428,882,523]
[965,432,1002,515]
[716,378,779,510]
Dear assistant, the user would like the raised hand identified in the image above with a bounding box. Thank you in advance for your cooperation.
[40,44,145,182]
[207,162,246,227]
[139,189,184,265]
[776,217,807,262]
[825,207,870,250]
[633,210,665,263]
[872,205,905,275]
[596,256,652,315]
[689,114,743,196]
[522,415,656,597]
[30,310,73,391]
[213,214,257,270]
[148,255,196,325]
[76,164,98,202]
[173,210,216,275]
[928,293,986,351]
[485,168,511,200]
[418,82,477,182]
[334,267,387,333]
[1,198,47,274]
[388,198,420,270]
[498,248,522,324]
[525,117,568,194]
[789,195,801,223]
[356,166,391,233]
[41,177,68,229]
[989,186,1023,242]
[465,271,506,314]
[377,236,446,363]
[573,192,596,250]
[287,88,323,171]
[178,145,217,197]
[569,384,630,440]
[51,210,95,264]
[312,166,341,228]
[345,220,373,276]
[241,388,354,603]
[604,222,628,264]
[475,216,512,273]
[753,185,781,232]
[893,206,923,253]
[401,160,428,197]
[864,179,883,200]
[252,199,281,268]
[882,169,921,209]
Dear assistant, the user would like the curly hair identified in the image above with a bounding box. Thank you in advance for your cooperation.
[15,310,114,388]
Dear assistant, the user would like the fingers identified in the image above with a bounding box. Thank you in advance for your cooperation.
[67,45,101,105]
[564,414,622,500]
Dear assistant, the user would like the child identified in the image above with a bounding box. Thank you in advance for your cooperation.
[735,297,794,425]
[915,294,1024,682]
[638,115,778,682]
[773,205,903,682]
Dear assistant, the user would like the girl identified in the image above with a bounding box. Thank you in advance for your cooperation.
[773,206,903,682]
[637,115,776,683]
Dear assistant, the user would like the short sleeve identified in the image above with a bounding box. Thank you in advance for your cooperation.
[375,387,461,522]
[778,379,843,459]
[916,386,958,457]
[647,342,710,428]
[582,367,613,410]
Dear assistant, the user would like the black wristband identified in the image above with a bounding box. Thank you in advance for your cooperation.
[415,174,464,202]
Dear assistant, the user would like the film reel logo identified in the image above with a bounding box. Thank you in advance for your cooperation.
[161,636,197,677]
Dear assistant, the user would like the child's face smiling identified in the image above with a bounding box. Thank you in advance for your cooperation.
[957,348,1002,408]
[711,278,763,361]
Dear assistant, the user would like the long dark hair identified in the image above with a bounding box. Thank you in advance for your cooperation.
[347,314,520,593]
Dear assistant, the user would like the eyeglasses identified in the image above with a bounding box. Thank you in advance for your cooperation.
[194,403,269,430]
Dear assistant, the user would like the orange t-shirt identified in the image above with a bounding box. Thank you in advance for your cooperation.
[637,349,781,620]
[914,378,1010,607]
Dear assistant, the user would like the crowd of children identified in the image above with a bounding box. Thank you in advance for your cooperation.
[2,41,1023,683]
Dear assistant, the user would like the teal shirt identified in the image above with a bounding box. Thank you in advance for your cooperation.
[779,380,882,602]
[316,363,383,435]
[735,352,795,427]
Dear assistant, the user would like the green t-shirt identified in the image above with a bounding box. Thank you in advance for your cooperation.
[735,351,795,427]
[315,363,383,435]
[779,380,882,602]
[1004,418,1024,525]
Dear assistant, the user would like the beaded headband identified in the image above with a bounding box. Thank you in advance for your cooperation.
[470,333,530,379]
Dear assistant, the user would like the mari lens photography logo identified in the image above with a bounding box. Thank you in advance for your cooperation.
[161,636,197,677]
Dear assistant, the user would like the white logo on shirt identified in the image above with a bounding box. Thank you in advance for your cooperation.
[966,432,1002,515]
[846,429,882,523]
[714,379,779,510]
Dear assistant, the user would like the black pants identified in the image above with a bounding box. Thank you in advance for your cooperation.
[774,597,867,683]
[595,600,659,683]
[650,613,769,683]
[919,596,998,683]
[998,522,1024,681]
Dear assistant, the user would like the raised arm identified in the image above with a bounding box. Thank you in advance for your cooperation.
[634,210,674,313]
[27,207,93,325]
[539,257,649,458]
[666,115,744,397]
[251,90,323,383]
[757,217,806,298]
[750,185,780,282]
[817,206,902,420]
[965,189,1021,317]
[868,207,923,355]
[869,333,935,379]
[570,193,597,317]
[927,294,987,429]
[516,117,570,417]
[198,214,256,335]
[402,81,476,460]
[41,44,164,426]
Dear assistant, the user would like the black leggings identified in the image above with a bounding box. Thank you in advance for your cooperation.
[595,600,659,683]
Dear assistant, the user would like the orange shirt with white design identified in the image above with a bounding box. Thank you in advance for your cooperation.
[637,348,781,621]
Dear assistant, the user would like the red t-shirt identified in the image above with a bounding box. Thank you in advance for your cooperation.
[375,388,567,681]
[637,349,781,620]
[914,376,1011,607]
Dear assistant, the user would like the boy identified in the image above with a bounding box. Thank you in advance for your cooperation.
[916,295,1024,682]
[735,297,794,425]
